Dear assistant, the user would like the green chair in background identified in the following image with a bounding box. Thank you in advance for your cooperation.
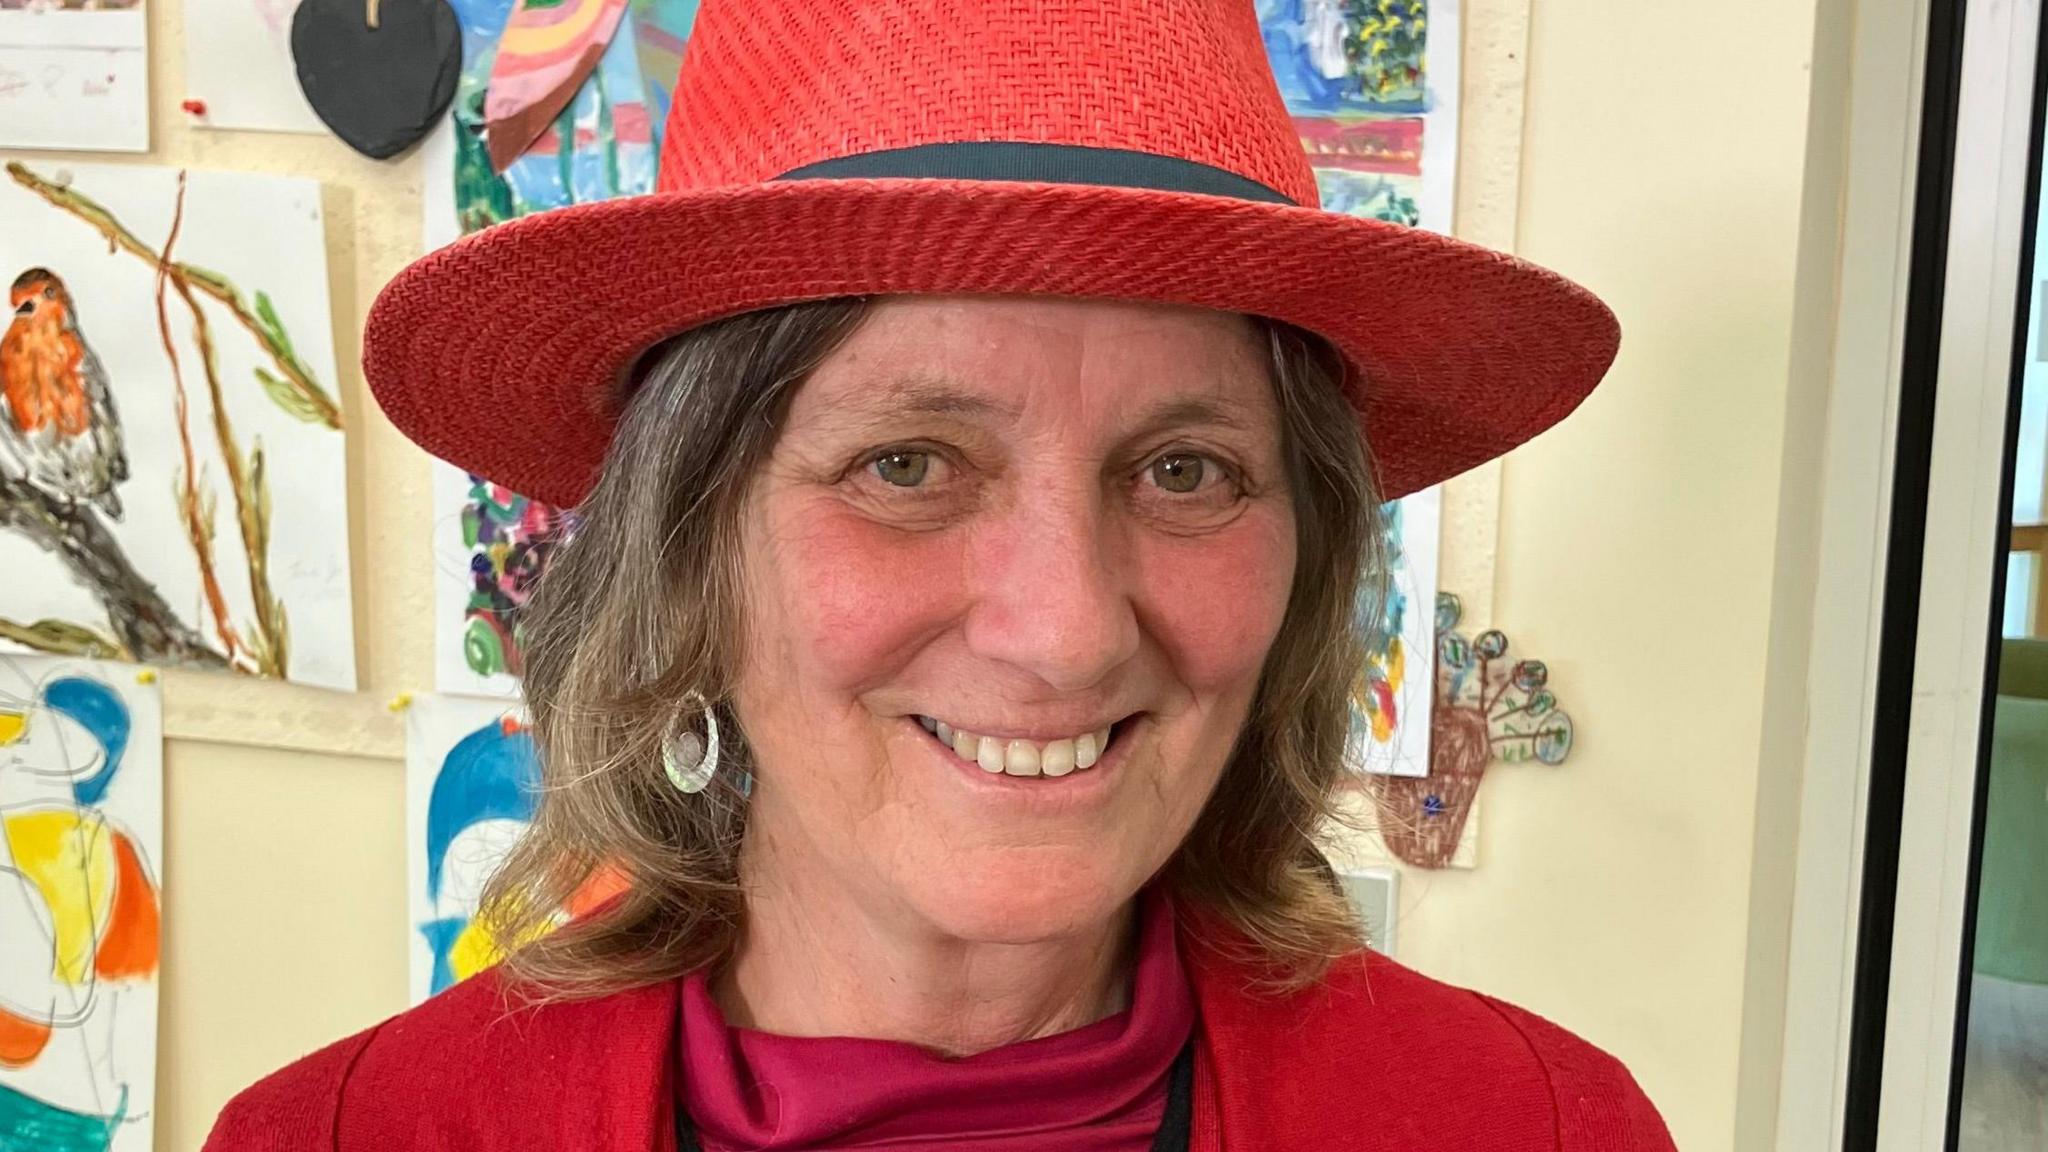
[1975,638,2048,984]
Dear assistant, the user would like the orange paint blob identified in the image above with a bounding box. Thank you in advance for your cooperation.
[93,830,160,980]
[0,1010,51,1068]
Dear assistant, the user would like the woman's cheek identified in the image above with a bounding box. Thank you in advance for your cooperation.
[1132,506,1296,690]
[762,497,967,685]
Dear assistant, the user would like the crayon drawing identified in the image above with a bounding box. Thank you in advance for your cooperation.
[0,163,356,690]
[0,654,161,1152]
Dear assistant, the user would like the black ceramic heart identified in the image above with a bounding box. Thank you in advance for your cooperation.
[292,0,462,160]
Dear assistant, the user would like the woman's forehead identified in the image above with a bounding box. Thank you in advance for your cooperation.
[790,295,1275,431]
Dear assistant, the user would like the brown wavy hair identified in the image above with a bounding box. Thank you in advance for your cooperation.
[480,297,1390,997]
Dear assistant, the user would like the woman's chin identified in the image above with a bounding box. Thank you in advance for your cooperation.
[902,853,1139,944]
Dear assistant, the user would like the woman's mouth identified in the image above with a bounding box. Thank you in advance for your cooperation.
[913,715,1121,778]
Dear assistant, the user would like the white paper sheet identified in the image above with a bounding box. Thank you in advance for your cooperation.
[0,8,150,152]
[180,0,327,134]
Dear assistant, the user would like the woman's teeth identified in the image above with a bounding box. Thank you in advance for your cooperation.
[916,716,1113,777]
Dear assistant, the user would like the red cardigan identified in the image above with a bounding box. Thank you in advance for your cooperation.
[204,910,1676,1151]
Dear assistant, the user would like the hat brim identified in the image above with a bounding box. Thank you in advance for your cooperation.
[364,177,1618,506]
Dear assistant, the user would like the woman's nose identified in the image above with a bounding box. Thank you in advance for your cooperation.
[959,489,1141,693]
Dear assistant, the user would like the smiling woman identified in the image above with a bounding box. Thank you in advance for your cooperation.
[204,0,1672,1148]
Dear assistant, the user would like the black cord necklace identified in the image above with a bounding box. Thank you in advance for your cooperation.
[674,1035,1195,1151]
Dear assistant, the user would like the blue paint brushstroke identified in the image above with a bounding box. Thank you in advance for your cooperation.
[40,677,128,808]
[418,915,471,995]
[424,718,541,903]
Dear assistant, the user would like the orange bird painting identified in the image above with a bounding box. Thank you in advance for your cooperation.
[0,269,129,521]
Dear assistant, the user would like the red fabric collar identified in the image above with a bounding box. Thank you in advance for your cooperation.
[677,887,1194,1151]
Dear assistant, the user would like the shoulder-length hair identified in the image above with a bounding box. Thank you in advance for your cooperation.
[480,297,1390,996]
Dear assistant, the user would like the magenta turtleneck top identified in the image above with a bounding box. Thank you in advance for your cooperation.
[675,887,1195,1151]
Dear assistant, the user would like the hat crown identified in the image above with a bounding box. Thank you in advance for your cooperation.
[659,0,1319,206]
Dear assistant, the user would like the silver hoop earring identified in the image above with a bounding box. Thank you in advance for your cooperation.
[661,692,720,794]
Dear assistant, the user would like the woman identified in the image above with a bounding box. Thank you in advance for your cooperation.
[208,0,1674,1148]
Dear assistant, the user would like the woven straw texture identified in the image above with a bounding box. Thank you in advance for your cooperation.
[363,0,1621,507]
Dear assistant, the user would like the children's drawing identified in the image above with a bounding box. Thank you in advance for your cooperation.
[1258,0,1460,231]
[1366,593,1574,869]
[0,2,149,153]
[407,694,539,1001]
[482,0,630,171]
[0,163,356,690]
[405,693,623,1001]
[423,0,696,695]
[429,0,698,244]
[434,469,572,697]
[181,0,327,134]
[0,654,161,1152]
[1349,489,1441,777]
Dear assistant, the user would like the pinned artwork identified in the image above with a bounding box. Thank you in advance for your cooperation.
[292,0,462,158]
[423,0,697,246]
[433,468,572,698]
[181,0,327,134]
[1366,593,1574,869]
[405,693,623,1002]
[0,163,357,690]
[482,0,629,172]
[1349,489,1441,776]
[0,654,162,1152]
[0,0,150,152]
[407,694,538,1002]
[1258,0,1461,232]
[423,0,696,695]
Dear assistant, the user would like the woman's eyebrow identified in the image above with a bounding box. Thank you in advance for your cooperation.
[813,378,1018,434]
[1122,396,1258,440]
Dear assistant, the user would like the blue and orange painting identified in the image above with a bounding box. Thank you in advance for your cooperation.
[0,658,160,1152]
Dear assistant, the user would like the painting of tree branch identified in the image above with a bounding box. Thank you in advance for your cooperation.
[0,163,356,690]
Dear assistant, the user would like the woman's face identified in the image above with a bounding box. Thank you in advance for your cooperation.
[734,296,1297,943]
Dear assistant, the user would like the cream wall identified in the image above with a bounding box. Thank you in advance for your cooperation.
[1385,1,1827,1150]
[0,0,1832,1148]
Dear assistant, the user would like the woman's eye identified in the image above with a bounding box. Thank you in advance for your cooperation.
[872,450,931,487]
[1148,453,1211,494]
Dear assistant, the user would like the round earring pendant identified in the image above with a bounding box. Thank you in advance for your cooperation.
[662,698,720,794]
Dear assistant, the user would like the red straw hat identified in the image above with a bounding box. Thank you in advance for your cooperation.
[364,0,1619,506]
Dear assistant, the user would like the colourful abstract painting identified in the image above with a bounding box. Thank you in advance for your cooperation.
[1349,488,1440,776]
[432,468,572,698]
[0,654,160,1152]
[0,163,356,690]
[421,0,696,696]
[1258,0,1460,231]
